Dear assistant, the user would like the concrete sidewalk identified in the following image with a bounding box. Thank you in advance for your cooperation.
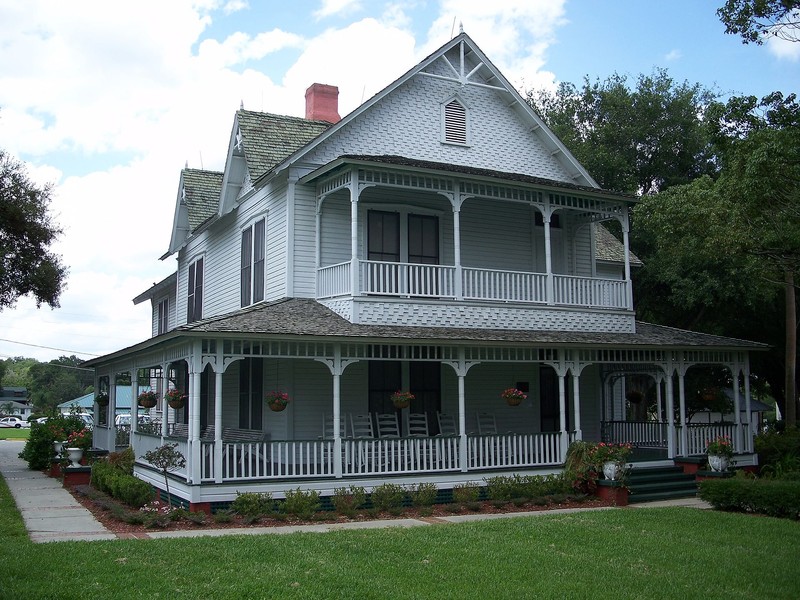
[0,440,116,543]
[0,439,711,543]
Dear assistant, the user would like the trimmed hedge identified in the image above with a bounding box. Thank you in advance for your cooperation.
[699,478,800,520]
[91,458,154,509]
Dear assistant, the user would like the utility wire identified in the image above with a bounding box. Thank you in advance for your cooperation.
[0,338,100,357]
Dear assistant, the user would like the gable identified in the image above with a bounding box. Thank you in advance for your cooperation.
[165,169,223,256]
[287,33,596,188]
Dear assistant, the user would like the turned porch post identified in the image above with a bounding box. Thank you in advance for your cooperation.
[571,371,582,441]
[160,363,169,438]
[107,376,117,451]
[349,169,359,297]
[130,371,139,451]
[665,370,676,458]
[214,366,223,484]
[188,345,202,484]
[543,207,554,305]
[677,367,688,456]
[621,212,633,310]
[452,187,463,300]
[731,362,743,453]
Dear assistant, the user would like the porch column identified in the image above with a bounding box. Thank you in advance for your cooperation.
[458,370,467,472]
[557,369,568,458]
[655,375,664,423]
[677,368,688,456]
[543,209,554,305]
[349,169,359,297]
[732,364,743,454]
[744,358,753,452]
[621,214,633,310]
[452,190,463,300]
[214,367,223,484]
[571,370,582,441]
[107,377,117,451]
[665,371,676,458]
[160,363,169,438]
[332,368,342,479]
[130,372,139,452]
[188,350,202,484]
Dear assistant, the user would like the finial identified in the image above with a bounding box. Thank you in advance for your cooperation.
[185,160,188,169]
[459,22,463,34]
[240,99,244,110]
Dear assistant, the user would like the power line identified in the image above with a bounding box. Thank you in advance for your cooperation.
[0,338,100,357]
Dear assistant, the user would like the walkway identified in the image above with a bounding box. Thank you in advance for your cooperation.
[0,439,711,543]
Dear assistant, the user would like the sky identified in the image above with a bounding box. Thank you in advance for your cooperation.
[0,0,797,364]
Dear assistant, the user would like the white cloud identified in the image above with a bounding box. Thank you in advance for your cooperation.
[313,0,363,20]
[665,49,682,62]
[767,36,800,61]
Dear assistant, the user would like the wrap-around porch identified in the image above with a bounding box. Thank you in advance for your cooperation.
[92,333,758,498]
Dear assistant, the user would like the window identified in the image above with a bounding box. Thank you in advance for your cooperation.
[187,257,203,323]
[443,98,468,145]
[241,218,266,307]
[157,298,169,334]
[238,358,263,430]
[367,211,400,262]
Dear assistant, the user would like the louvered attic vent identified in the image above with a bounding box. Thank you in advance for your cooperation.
[443,99,467,145]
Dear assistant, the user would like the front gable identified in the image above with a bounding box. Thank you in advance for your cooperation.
[165,169,223,256]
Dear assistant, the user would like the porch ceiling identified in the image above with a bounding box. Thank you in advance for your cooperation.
[177,298,766,351]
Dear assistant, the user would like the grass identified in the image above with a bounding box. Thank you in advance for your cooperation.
[0,474,798,599]
[0,427,30,440]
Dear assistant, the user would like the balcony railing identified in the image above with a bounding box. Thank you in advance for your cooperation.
[317,260,630,309]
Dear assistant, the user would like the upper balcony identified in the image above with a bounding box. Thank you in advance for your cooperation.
[317,260,630,310]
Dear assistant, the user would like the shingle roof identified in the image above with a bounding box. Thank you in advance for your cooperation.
[182,169,222,231]
[179,298,765,349]
[595,224,642,266]
[236,110,331,182]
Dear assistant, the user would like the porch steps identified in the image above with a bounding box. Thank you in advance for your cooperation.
[626,466,698,503]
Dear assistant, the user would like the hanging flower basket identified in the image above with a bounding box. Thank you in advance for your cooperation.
[266,391,289,412]
[625,390,644,404]
[500,388,527,406]
[390,390,414,409]
[164,388,187,409]
[137,390,157,409]
[95,392,109,407]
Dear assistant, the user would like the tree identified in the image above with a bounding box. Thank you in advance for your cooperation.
[143,443,186,507]
[527,69,718,195]
[718,0,800,44]
[0,149,67,309]
[27,356,92,412]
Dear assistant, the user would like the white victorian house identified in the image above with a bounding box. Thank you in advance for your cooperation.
[85,33,764,511]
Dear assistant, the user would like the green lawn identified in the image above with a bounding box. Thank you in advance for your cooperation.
[1,474,798,599]
[0,427,30,440]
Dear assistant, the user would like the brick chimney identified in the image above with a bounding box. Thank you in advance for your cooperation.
[305,83,340,123]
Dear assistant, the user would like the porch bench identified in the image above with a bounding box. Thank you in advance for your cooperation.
[198,426,268,443]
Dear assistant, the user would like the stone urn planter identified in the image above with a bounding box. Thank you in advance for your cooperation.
[603,460,623,481]
[53,440,65,455]
[708,455,730,472]
[66,447,84,468]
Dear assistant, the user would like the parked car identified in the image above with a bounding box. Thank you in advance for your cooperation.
[0,416,31,428]
[114,414,152,427]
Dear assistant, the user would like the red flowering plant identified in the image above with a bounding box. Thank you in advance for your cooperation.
[265,391,289,410]
[390,390,415,408]
[706,435,734,459]
[587,442,633,466]
[500,388,527,406]
[164,388,188,406]
[65,428,92,451]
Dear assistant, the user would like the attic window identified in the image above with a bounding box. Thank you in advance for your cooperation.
[442,99,468,145]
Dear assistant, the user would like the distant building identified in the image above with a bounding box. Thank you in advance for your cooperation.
[0,387,32,419]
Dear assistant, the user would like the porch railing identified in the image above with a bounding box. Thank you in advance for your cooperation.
[200,440,335,482]
[341,436,460,476]
[602,421,668,447]
[468,432,562,469]
[317,260,631,309]
[684,423,737,456]
[553,274,627,309]
[134,431,189,479]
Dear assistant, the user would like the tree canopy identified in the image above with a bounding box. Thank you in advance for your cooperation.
[26,355,93,413]
[0,149,67,310]
[718,0,800,44]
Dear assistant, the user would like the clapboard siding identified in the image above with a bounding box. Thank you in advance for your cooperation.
[319,191,351,267]
[461,201,534,271]
[292,182,318,297]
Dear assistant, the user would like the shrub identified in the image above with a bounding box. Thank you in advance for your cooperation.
[117,475,154,508]
[18,415,87,470]
[755,426,800,474]
[485,475,518,501]
[283,488,320,520]
[452,481,481,505]
[410,482,438,507]
[231,492,274,520]
[107,447,135,475]
[370,483,406,512]
[699,478,800,519]
[332,486,366,516]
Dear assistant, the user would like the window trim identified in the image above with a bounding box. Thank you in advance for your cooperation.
[241,216,267,307]
[187,256,204,324]
[157,297,169,335]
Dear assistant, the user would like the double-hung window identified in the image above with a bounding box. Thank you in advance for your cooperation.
[241,218,266,307]
[157,298,169,334]
[187,257,203,323]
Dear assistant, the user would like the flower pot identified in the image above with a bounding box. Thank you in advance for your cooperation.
[138,398,157,409]
[66,447,84,468]
[602,461,622,481]
[505,396,523,406]
[268,401,287,412]
[392,399,410,409]
[96,395,109,407]
[53,441,65,455]
[708,455,729,472]
[168,398,185,409]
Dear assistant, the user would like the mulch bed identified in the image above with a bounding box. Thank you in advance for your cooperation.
[67,485,612,535]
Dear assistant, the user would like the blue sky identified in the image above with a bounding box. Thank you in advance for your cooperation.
[0,0,796,363]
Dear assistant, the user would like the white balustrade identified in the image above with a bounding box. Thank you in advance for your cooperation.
[553,274,628,309]
[360,260,456,298]
[684,423,737,456]
[135,431,189,479]
[603,421,668,447]
[341,436,460,476]
[468,433,562,469]
[462,267,547,303]
[316,262,351,298]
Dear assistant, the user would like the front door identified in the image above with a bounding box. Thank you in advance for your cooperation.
[409,362,441,434]
[408,214,439,295]
[539,366,569,432]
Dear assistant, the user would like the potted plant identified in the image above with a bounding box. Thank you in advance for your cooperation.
[265,391,289,412]
[137,390,157,409]
[95,391,109,407]
[500,388,527,406]
[164,388,187,409]
[390,390,414,409]
[706,435,734,471]
[65,428,92,467]
[587,442,632,480]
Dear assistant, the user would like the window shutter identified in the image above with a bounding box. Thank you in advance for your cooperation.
[444,100,467,144]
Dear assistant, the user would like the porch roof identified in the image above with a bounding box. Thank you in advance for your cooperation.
[178,298,766,350]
